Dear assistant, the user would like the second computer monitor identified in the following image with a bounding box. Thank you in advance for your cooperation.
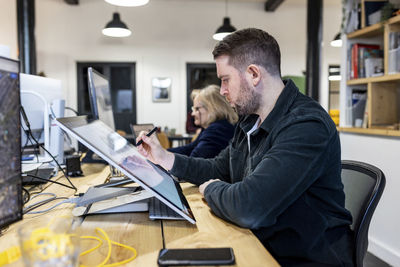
[87,67,115,130]
[0,56,22,229]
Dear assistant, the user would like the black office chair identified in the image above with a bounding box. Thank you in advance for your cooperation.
[341,160,386,267]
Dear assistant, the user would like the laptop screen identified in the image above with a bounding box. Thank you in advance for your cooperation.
[56,116,195,224]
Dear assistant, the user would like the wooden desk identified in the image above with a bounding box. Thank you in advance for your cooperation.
[0,164,278,266]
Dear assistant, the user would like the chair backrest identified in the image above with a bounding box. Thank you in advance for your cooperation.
[130,123,155,139]
[341,160,386,267]
[156,132,170,149]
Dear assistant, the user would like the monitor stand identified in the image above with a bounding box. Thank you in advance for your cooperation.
[72,186,152,216]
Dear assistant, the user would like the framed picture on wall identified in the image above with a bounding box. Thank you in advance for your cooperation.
[152,77,171,102]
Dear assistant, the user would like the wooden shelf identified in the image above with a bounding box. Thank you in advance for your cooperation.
[338,127,400,137]
[347,73,400,85]
[347,15,400,39]
[344,14,400,134]
[347,22,384,39]
[387,14,400,26]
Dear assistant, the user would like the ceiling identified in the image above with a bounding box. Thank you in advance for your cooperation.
[66,0,341,8]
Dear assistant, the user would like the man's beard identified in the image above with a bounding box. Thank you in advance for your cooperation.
[234,77,261,116]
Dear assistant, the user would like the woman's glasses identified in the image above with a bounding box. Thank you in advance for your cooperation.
[191,106,204,112]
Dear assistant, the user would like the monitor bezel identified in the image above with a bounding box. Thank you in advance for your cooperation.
[0,56,23,229]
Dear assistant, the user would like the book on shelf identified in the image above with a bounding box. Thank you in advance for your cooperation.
[389,32,400,74]
[344,2,360,33]
[349,43,382,79]
[365,57,383,77]
[351,89,367,127]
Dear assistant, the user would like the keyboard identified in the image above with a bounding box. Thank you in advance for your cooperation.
[148,197,185,220]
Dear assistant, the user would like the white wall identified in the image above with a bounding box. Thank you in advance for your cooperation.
[340,133,400,266]
[0,0,17,58]
[0,0,342,133]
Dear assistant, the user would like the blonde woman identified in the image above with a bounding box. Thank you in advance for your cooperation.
[168,85,238,158]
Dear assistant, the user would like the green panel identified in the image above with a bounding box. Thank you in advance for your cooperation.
[282,75,306,95]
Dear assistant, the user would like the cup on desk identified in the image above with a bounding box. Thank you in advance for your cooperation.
[18,216,80,267]
[170,128,176,136]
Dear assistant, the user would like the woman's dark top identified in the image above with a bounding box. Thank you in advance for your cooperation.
[168,119,234,158]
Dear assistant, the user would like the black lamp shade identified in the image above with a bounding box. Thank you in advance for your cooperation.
[216,17,236,33]
[213,17,236,41]
[105,12,128,29]
[102,12,131,37]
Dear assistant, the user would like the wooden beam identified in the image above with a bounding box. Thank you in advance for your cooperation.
[264,0,285,12]
[64,0,79,5]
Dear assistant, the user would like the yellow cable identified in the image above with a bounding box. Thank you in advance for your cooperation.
[103,240,137,267]
[94,228,112,267]
[79,236,103,257]
[79,227,137,267]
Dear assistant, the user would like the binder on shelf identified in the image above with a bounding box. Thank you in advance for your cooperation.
[388,32,400,74]
[351,90,367,127]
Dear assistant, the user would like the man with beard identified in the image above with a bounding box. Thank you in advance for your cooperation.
[137,28,354,266]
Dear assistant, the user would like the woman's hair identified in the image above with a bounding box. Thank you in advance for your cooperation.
[190,89,201,101]
[195,85,238,127]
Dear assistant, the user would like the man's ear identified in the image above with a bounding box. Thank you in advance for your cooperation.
[246,64,261,86]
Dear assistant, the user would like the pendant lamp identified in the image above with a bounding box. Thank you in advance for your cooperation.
[330,32,342,47]
[105,0,149,7]
[213,0,236,41]
[102,12,132,37]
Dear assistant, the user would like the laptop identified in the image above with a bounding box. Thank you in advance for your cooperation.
[55,116,195,224]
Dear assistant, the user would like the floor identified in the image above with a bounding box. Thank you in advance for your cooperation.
[364,252,392,267]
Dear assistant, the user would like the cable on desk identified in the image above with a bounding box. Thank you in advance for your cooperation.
[160,220,166,249]
[80,227,137,267]
[22,187,30,204]
[23,174,75,191]
[23,192,80,214]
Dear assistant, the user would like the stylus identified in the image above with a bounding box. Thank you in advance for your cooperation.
[136,127,158,146]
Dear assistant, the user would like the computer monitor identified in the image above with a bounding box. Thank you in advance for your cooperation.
[0,56,23,228]
[55,116,195,224]
[20,74,65,165]
[87,67,115,130]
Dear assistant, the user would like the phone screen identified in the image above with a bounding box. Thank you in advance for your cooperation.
[157,247,235,266]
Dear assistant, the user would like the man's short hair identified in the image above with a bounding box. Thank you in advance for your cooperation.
[212,28,281,77]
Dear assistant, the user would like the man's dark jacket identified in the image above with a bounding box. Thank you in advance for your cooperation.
[171,80,354,266]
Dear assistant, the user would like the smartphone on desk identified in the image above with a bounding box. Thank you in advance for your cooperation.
[157,247,235,266]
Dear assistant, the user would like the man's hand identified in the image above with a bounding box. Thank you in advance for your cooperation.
[136,131,175,170]
[199,179,221,196]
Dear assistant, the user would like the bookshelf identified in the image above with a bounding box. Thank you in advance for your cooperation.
[339,13,400,137]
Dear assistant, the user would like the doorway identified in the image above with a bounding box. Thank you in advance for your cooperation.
[77,62,136,134]
[186,63,219,133]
